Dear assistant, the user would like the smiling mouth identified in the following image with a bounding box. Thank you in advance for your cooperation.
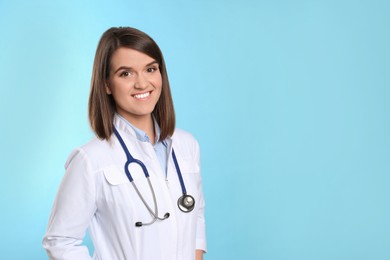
[133,91,151,99]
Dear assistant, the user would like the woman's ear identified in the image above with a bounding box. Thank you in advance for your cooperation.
[105,82,112,95]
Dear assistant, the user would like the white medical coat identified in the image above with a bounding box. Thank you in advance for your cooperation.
[43,116,207,260]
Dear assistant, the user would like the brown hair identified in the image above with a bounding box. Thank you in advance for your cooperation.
[88,27,175,140]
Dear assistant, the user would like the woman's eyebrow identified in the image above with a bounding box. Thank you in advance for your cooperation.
[113,61,158,74]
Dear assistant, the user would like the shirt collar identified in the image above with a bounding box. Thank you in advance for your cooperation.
[114,113,161,143]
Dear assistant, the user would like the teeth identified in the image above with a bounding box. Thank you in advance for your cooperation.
[134,92,150,99]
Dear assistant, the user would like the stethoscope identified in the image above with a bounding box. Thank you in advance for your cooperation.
[113,128,195,227]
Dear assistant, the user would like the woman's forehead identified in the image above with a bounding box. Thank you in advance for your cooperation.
[110,47,157,69]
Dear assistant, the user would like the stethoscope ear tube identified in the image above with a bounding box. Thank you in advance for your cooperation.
[132,178,170,227]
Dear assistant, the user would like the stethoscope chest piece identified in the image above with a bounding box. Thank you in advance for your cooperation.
[178,194,195,212]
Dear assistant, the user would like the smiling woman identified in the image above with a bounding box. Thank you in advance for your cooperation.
[42,27,207,260]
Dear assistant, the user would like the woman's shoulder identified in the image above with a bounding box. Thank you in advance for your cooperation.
[64,137,112,171]
[82,136,110,150]
[171,128,200,156]
[172,128,198,144]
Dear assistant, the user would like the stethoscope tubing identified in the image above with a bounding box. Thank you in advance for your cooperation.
[113,127,187,194]
[114,128,149,181]
[113,127,194,222]
[171,149,187,195]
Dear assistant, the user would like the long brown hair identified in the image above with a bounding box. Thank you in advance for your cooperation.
[88,27,175,140]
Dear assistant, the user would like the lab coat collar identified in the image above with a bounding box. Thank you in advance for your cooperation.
[113,113,169,144]
[113,114,138,140]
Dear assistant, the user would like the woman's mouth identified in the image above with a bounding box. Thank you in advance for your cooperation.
[133,91,151,99]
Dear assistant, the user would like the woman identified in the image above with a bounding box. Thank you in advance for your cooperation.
[43,27,207,260]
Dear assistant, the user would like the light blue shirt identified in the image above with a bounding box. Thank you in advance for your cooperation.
[116,114,168,176]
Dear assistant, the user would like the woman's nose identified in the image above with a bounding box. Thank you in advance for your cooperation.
[134,74,148,89]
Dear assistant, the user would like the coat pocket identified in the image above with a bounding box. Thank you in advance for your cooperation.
[103,166,129,185]
[178,159,200,174]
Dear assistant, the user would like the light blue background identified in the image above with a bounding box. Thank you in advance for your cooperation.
[1,0,389,259]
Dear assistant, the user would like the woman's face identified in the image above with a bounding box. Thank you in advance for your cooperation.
[106,47,162,124]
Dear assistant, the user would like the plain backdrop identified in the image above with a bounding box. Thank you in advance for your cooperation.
[0,0,389,259]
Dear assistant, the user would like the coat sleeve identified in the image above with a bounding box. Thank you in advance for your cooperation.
[194,140,207,252]
[43,148,97,260]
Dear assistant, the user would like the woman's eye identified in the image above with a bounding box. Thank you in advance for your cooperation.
[120,71,130,77]
[147,67,158,73]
